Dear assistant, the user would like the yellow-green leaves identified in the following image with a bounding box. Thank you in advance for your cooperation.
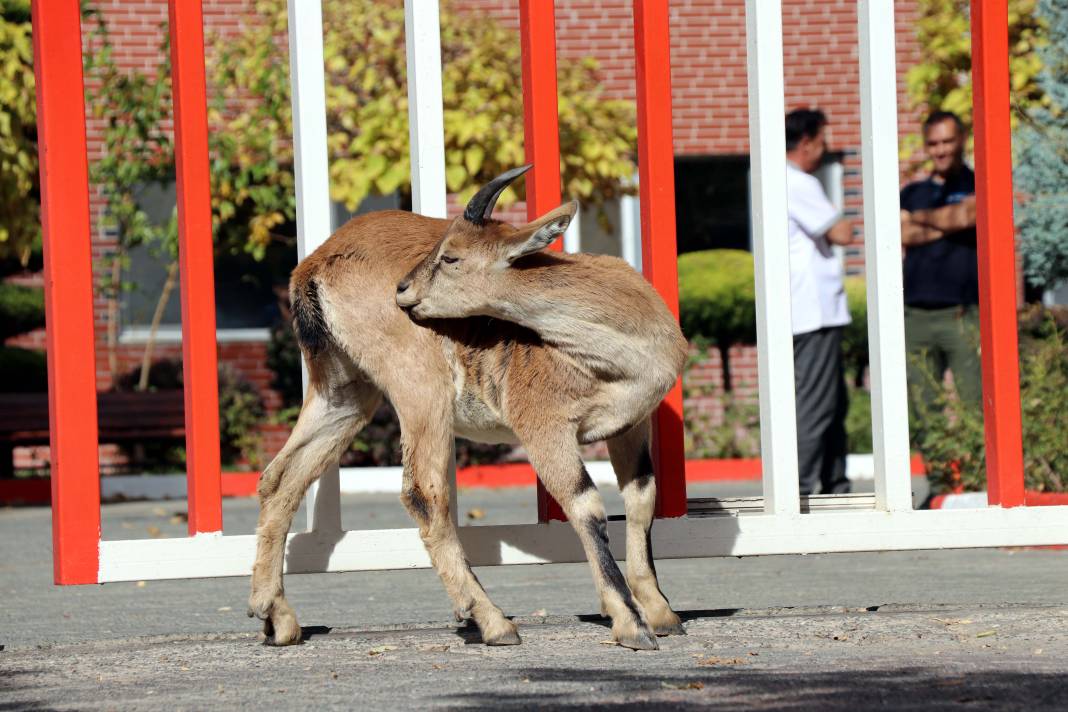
[0,11,38,261]
[904,0,1046,161]
[214,0,637,220]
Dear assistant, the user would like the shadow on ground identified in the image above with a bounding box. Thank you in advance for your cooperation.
[439,666,1067,710]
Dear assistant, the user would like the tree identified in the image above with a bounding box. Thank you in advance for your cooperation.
[904,0,1046,158]
[211,0,639,250]
[0,0,38,264]
[1015,0,1068,290]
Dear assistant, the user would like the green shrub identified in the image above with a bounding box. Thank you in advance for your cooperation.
[114,359,266,469]
[678,250,756,391]
[0,282,44,341]
[845,386,872,454]
[0,346,47,392]
[913,307,1068,494]
[678,249,756,348]
[842,276,869,386]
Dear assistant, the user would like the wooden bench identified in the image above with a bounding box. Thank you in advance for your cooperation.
[0,391,187,477]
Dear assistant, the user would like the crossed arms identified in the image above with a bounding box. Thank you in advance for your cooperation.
[900,195,977,246]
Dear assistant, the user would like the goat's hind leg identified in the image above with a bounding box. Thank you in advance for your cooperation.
[393,394,520,646]
[607,419,685,636]
[526,436,658,650]
[249,372,380,645]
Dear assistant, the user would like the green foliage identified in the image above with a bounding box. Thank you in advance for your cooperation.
[0,5,38,262]
[217,364,266,468]
[677,250,757,348]
[913,306,1068,493]
[211,0,638,236]
[842,276,869,386]
[677,249,756,391]
[845,386,873,454]
[904,0,1046,159]
[0,346,47,393]
[1015,0,1068,290]
[114,359,266,468]
[83,14,179,269]
[0,281,43,341]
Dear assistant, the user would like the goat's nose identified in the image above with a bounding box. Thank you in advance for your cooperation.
[396,280,410,294]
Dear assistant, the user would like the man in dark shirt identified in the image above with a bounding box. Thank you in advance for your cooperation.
[899,110,982,442]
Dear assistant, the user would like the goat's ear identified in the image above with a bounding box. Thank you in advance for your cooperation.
[501,201,578,263]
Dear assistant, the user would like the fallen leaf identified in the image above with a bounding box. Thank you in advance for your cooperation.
[368,645,398,656]
[976,630,997,639]
[331,671,338,679]
[146,526,162,538]
[152,507,167,517]
[466,508,485,521]
[599,640,620,646]
[418,644,450,652]
[136,581,146,588]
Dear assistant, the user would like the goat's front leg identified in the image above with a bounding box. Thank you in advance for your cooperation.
[395,398,519,646]
[525,437,659,651]
[606,419,685,636]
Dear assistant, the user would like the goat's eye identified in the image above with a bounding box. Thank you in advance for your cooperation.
[440,255,460,265]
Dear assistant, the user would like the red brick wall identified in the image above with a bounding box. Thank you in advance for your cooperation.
[15,1,930,470]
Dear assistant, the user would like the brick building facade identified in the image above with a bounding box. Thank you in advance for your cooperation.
[13,0,928,469]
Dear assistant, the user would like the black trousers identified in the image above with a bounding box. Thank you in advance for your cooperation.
[794,326,850,495]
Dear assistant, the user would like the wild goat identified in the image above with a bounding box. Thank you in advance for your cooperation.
[249,164,688,650]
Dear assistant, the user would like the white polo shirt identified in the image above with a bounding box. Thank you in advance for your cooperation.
[785,162,851,335]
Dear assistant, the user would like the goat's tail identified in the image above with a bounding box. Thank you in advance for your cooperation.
[290,273,331,357]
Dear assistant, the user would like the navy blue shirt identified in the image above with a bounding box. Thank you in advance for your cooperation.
[900,166,979,307]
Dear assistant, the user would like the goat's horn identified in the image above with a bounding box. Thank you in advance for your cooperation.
[462,164,533,225]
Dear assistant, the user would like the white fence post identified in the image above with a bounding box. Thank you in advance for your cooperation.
[858,0,913,511]
[404,0,457,521]
[745,0,800,515]
[287,0,341,533]
[405,0,448,219]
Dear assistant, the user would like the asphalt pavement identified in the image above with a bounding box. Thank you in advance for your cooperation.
[2,481,1067,710]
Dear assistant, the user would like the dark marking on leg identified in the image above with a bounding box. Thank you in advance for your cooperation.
[584,516,642,621]
[644,524,660,580]
[574,467,596,498]
[401,464,430,524]
[636,443,654,481]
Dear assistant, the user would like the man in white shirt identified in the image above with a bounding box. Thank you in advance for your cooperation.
[784,108,854,495]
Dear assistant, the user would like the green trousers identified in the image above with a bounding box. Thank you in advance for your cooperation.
[904,304,983,441]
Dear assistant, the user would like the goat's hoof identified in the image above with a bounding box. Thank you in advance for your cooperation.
[262,611,302,646]
[650,611,687,637]
[482,619,522,646]
[614,626,660,651]
[653,620,687,637]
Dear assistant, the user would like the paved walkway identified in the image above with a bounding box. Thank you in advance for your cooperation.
[2,485,1067,709]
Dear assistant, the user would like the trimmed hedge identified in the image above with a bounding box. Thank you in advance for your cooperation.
[677,249,757,350]
[678,250,870,387]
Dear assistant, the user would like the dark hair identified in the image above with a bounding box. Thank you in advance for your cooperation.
[785,108,828,151]
[922,110,965,135]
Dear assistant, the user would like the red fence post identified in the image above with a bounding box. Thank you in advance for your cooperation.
[168,0,223,533]
[970,0,1026,508]
[633,0,688,518]
[520,0,568,522]
[31,0,102,584]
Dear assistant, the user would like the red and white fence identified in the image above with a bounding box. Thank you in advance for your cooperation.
[32,0,1068,586]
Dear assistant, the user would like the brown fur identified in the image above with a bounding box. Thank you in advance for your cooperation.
[250,203,688,649]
